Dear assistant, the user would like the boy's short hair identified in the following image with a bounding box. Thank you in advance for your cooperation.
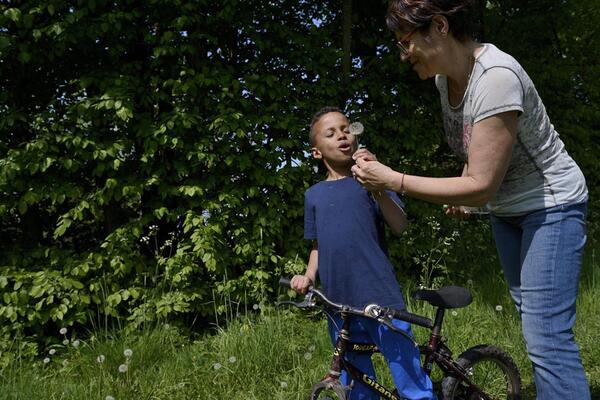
[309,106,345,146]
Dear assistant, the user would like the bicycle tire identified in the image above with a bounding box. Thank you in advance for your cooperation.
[309,381,348,400]
[440,344,521,400]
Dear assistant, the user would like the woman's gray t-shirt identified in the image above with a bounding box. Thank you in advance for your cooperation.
[435,44,587,216]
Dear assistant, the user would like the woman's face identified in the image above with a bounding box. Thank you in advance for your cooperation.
[395,25,445,80]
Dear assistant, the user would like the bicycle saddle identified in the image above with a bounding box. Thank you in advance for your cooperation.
[411,286,472,309]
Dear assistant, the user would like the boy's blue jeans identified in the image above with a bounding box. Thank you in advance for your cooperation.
[327,314,436,400]
[490,201,590,400]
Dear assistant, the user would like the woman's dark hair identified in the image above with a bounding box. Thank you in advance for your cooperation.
[386,0,475,41]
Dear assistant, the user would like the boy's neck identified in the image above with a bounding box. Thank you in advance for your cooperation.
[325,164,353,181]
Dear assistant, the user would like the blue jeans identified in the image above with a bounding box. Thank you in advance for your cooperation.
[327,314,436,400]
[490,202,590,400]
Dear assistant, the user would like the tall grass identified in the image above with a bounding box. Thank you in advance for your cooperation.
[1,251,598,400]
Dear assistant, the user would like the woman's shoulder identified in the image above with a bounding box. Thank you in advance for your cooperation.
[477,43,523,73]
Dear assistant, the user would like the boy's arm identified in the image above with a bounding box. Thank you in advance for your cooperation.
[372,191,408,236]
[291,241,318,295]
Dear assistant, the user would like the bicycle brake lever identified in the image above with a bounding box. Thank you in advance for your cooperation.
[277,292,316,309]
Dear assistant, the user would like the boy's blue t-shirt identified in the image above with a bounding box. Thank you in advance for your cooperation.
[304,177,406,310]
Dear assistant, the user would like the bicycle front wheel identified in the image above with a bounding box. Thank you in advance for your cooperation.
[309,381,348,400]
[441,344,521,400]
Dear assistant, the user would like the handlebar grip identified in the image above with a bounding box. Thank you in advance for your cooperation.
[392,309,433,329]
[279,277,292,288]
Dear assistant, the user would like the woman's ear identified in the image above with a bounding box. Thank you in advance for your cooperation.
[431,15,449,37]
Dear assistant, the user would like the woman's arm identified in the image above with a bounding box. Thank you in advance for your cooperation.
[352,111,518,206]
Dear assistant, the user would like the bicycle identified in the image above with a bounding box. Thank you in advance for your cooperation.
[278,277,521,400]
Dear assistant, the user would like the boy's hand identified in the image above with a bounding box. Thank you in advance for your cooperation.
[352,148,377,163]
[290,275,313,295]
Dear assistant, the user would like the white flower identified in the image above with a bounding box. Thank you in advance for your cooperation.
[105,396,115,400]
[349,122,364,135]
[62,339,69,345]
[280,381,288,388]
[451,310,458,316]
[228,356,236,363]
[72,340,80,348]
[97,355,105,363]
[62,360,68,367]
[43,357,50,364]
[118,364,128,373]
[59,328,67,335]
[213,362,222,370]
[495,305,503,312]
[252,304,259,310]
[304,353,312,360]
[123,349,133,358]
[49,349,56,355]
[308,345,316,352]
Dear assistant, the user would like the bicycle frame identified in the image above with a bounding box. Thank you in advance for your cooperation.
[323,307,494,400]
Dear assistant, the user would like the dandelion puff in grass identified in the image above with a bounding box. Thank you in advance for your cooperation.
[280,381,288,389]
[124,349,133,358]
[304,352,312,361]
[308,345,316,352]
[62,339,69,345]
[495,305,503,312]
[97,355,105,364]
[72,339,80,348]
[451,310,458,316]
[59,328,67,335]
[105,396,115,400]
[118,364,128,373]
[43,357,50,364]
[213,362,222,370]
[49,349,56,355]
[228,356,236,364]
[252,304,259,310]
[62,360,68,367]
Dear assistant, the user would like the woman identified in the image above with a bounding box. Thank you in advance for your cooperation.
[351,1,590,399]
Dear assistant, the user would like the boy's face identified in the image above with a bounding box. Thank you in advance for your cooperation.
[311,112,357,165]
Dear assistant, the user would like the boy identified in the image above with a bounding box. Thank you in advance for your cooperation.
[291,107,436,399]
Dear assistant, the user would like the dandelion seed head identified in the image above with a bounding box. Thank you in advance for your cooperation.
[280,381,288,388]
[72,339,80,348]
[63,339,69,345]
[228,356,236,363]
[495,305,503,312]
[118,364,128,373]
[43,357,50,364]
[451,310,458,316]
[252,304,259,310]
[124,349,133,358]
[97,355,105,363]
[213,362,222,370]
[62,360,68,367]
[105,396,115,400]
[49,349,56,355]
[308,345,316,352]
[59,328,67,335]
[304,352,312,360]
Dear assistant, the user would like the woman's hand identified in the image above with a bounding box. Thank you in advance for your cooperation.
[444,205,472,219]
[351,158,396,192]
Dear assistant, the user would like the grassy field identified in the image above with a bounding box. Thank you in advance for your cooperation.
[1,252,598,399]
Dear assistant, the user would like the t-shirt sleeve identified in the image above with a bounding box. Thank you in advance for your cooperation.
[472,67,524,123]
[304,190,317,240]
[385,190,405,209]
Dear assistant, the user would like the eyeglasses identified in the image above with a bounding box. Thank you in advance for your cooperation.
[395,28,417,56]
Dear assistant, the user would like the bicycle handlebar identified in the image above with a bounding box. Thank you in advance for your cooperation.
[278,277,433,329]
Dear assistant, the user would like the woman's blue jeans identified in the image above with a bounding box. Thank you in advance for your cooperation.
[490,201,590,400]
